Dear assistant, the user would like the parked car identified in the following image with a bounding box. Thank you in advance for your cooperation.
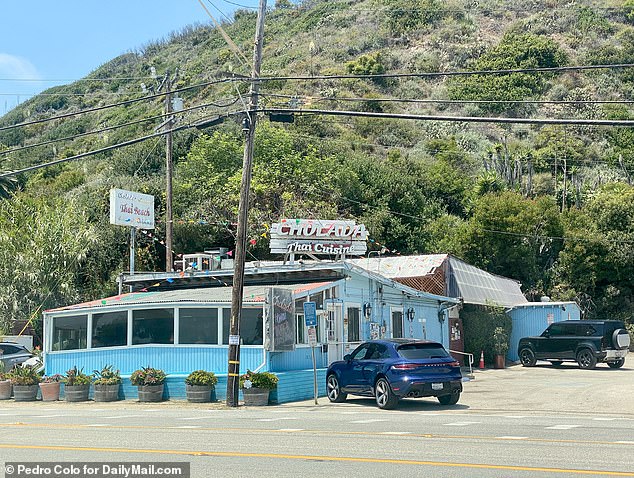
[0,342,34,370]
[518,320,630,370]
[326,339,462,410]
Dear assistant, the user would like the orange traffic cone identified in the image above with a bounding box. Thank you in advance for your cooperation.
[479,350,485,369]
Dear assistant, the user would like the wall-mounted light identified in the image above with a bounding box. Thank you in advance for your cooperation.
[363,302,372,319]
[406,307,415,322]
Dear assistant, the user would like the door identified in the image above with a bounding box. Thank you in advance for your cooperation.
[326,303,343,365]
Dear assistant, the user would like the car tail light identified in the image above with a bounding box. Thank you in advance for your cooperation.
[392,363,420,371]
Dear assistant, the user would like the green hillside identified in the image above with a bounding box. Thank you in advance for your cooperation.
[1,0,634,335]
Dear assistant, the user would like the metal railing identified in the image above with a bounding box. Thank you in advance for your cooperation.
[450,349,474,378]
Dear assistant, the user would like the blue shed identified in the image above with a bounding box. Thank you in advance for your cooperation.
[506,302,581,361]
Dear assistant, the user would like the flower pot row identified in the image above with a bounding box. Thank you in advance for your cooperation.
[1,366,279,404]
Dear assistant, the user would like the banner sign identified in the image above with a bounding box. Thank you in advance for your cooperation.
[109,188,155,229]
[269,219,368,256]
[268,288,296,351]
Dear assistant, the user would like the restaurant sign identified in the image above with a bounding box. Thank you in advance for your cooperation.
[269,219,368,256]
[109,188,155,229]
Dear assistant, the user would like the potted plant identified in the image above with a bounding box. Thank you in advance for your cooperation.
[0,362,12,400]
[93,365,122,402]
[8,364,40,401]
[130,366,166,402]
[493,327,509,369]
[185,370,217,403]
[39,374,63,401]
[63,366,92,402]
[240,370,278,406]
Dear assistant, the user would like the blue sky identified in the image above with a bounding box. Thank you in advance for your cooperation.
[0,0,261,115]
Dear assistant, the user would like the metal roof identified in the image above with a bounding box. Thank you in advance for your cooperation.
[348,254,448,278]
[47,282,335,313]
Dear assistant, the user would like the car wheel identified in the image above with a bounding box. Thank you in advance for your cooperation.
[576,349,597,370]
[326,374,347,403]
[519,348,536,367]
[549,361,563,367]
[437,392,460,406]
[607,359,625,369]
[374,377,398,410]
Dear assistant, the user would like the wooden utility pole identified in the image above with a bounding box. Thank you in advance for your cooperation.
[226,0,267,408]
[165,72,174,272]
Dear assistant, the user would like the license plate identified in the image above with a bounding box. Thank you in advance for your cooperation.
[431,383,444,390]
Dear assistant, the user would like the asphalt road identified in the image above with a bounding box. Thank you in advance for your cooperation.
[0,355,632,478]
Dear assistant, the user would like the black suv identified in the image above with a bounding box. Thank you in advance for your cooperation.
[518,320,630,369]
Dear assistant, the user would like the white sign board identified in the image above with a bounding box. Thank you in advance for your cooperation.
[270,219,368,256]
[109,188,155,229]
[307,326,317,347]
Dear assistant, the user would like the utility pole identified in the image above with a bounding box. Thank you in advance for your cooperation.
[226,0,267,408]
[165,71,175,272]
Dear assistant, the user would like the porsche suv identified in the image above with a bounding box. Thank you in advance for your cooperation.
[518,320,630,369]
[326,339,462,409]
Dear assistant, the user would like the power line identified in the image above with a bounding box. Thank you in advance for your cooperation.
[0,77,238,133]
[0,97,239,157]
[256,63,634,82]
[0,109,242,178]
[260,107,634,127]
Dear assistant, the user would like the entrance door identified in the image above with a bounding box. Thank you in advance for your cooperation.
[326,303,343,365]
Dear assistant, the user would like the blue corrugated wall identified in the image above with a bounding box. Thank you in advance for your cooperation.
[508,303,581,361]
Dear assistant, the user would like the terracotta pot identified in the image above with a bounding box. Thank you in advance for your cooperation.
[242,387,270,406]
[39,381,61,401]
[0,380,12,400]
[494,354,506,369]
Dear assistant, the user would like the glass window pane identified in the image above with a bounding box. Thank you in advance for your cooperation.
[179,308,218,344]
[222,308,231,344]
[397,343,449,359]
[132,309,174,345]
[392,311,403,338]
[242,308,263,345]
[92,311,127,348]
[52,315,87,351]
[296,314,306,344]
[347,307,360,342]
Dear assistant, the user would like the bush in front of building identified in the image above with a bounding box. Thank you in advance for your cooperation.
[461,305,512,366]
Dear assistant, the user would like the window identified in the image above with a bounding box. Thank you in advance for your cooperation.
[179,308,218,344]
[52,315,87,351]
[546,324,565,337]
[397,343,450,359]
[92,311,128,348]
[242,308,263,345]
[347,307,361,342]
[350,343,370,360]
[132,309,174,345]
[0,345,21,355]
[295,298,306,344]
[392,310,403,338]
[222,308,231,344]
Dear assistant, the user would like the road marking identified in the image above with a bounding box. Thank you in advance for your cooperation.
[350,419,387,424]
[593,418,619,421]
[546,425,582,430]
[180,417,208,421]
[445,422,481,427]
[616,441,634,445]
[257,417,296,422]
[86,424,109,427]
[278,428,304,432]
[171,426,201,429]
[381,431,411,435]
[31,415,65,418]
[102,415,141,419]
[497,436,528,440]
[0,443,632,476]
[504,416,527,419]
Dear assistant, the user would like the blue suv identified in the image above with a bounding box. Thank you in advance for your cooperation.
[326,339,462,409]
